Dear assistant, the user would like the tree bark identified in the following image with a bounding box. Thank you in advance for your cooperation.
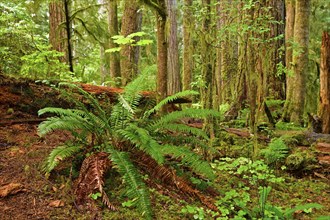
[108,0,121,84]
[319,32,330,134]
[120,0,140,86]
[49,0,67,63]
[166,0,181,95]
[156,11,168,104]
[182,0,193,91]
[283,0,295,121]
[289,0,310,124]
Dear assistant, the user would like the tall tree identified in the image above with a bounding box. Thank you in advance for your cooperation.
[142,0,167,104]
[182,0,193,91]
[166,0,180,95]
[319,31,330,134]
[49,0,67,62]
[120,0,140,86]
[285,0,311,124]
[283,0,295,121]
[108,0,121,84]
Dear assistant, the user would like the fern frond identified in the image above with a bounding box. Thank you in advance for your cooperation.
[161,145,215,180]
[149,108,220,130]
[119,124,164,164]
[144,90,199,118]
[158,123,209,140]
[38,116,94,136]
[59,82,108,121]
[108,148,153,220]
[260,138,289,165]
[43,144,81,173]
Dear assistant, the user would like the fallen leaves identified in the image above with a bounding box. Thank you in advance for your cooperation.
[48,200,65,208]
[0,183,26,198]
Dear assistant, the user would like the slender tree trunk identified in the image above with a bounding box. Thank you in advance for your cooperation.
[108,0,121,84]
[156,2,167,104]
[120,0,140,86]
[283,0,295,121]
[288,0,310,124]
[64,0,73,72]
[182,0,193,91]
[49,0,67,63]
[166,0,181,95]
[319,32,330,134]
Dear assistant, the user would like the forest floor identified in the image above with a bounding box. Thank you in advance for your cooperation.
[0,81,330,220]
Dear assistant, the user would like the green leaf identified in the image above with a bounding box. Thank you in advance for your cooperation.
[105,47,121,53]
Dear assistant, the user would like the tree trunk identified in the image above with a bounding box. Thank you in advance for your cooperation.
[288,0,310,124]
[156,12,168,104]
[64,0,73,72]
[319,32,330,134]
[120,0,140,86]
[108,0,121,84]
[283,0,295,121]
[182,0,193,91]
[166,0,181,95]
[49,0,67,63]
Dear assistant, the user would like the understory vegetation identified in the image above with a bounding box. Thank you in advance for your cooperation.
[35,74,329,220]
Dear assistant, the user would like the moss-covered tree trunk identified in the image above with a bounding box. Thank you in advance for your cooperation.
[182,0,193,91]
[319,31,330,134]
[120,0,140,86]
[108,0,121,84]
[283,0,295,121]
[287,0,310,124]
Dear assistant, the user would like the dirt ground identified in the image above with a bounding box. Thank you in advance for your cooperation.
[0,110,77,219]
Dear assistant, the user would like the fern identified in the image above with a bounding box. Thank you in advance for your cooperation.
[161,145,215,180]
[43,144,81,173]
[149,108,220,130]
[108,148,153,220]
[158,123,209,140]
[260,138,289,166]
[144,90,199,118]
[119,124,164,164]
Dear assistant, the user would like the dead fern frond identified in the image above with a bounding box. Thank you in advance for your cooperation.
[74,152,116,211]
[133,150,218,212]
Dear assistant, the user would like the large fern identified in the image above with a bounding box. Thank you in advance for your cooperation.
[107,148,153,220]
[38,78,225,218]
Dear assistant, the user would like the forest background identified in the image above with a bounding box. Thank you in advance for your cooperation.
[0,0,330,219]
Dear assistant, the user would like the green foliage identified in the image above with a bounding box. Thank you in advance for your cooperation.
[260,138,289,167]
[0,2,46,75]
[105,31,153,53]
[20,44,72,80]
[215,188,251,219]
[181,205,208,220]
[275,121,306,131]
[212,157,284,186]
[107,148,152,220]
[285,149,318,172]
[252,186,323,220]
[42,144,81,173]
[38,78,220,219]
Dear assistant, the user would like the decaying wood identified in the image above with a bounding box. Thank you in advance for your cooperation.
[0,118,45,125]
[224,127,270,142]
[0,74,191,117]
